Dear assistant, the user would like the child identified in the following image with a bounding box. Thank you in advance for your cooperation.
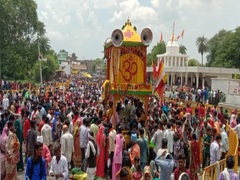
[131,156,140,173]
[132,163,142,180]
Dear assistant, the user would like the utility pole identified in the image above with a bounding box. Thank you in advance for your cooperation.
[38,39,43,86]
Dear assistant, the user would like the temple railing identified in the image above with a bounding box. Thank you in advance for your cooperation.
[202,125,238,180]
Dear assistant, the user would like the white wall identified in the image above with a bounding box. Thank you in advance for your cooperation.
[61,62,71,75]
[211,78,228,94]
[226,95,240,106]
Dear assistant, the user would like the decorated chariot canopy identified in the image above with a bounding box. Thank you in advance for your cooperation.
[102,18,153,102]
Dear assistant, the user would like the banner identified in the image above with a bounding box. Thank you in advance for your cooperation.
[117,53,144,84]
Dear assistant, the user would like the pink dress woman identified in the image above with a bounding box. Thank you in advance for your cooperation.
[112,134,124,180]
[73,120,82,167]
[96,125,107,178]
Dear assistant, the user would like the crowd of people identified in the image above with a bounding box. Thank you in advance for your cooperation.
[0,77,239,180]
[167,85,226,105]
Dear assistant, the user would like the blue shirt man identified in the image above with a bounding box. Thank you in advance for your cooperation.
[155,149,174,180]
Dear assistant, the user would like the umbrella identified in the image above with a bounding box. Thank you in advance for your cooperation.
[83,73,92,78]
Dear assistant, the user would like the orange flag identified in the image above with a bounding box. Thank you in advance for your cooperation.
[160,32,163,43]
[154,60,167,97]
[181,29,184,38]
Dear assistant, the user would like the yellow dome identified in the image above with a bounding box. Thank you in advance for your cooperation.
[122,18,141,43]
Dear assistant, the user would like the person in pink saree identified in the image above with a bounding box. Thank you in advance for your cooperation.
[112,131,125,180]
[96,125,107,178]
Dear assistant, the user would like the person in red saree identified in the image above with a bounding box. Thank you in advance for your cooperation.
[73,119,82,167]
[96,125,106,178]
[5,121,20,180]
[190,134,200,180]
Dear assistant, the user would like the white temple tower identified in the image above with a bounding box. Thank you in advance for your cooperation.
[157,36,188,67]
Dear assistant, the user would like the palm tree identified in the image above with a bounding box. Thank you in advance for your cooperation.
[179,45,187,54]
[39,36,51,55]
[196,35,208,66]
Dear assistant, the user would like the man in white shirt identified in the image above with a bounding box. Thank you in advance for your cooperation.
[60,125,74,169]
[50,142,68,180]
[151,124,163,155]
[108,123,116,179]
[163,123,174,154]
[220,124,229,159]
[2,94,9,111]
[210,134,222,164]
[41,117,52,147]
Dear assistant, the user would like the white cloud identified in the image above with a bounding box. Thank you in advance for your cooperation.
[110,0,157,23]
[35,0,239,61]
[47,30,68,41]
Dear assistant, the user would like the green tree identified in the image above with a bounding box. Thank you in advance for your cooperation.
[179,45,187,54]
[206,29,231,67]
[92,58,106,74]
[206,27,240,68]
[147,42,166,66]
[0,0,47,80]
[188,58,200,66]
[196,35,208,66]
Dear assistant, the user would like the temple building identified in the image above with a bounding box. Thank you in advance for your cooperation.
[147,36,240,89]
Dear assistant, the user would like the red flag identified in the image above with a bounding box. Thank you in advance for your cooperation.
[152,60,157,78]
[155,79,165,98]
[160,32,163,43]
[177,35,181,40]
[181,29,184,38]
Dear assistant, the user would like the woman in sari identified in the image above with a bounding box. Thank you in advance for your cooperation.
[5,121,20,180]
[13,114,24,171]
[189,134,200,180]
[96,125,107,178]
[0,126,8,179]
[112,131,125,180]
[73,119,82,167]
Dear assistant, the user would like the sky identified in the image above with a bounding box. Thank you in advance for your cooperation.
[35,0,240,62]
